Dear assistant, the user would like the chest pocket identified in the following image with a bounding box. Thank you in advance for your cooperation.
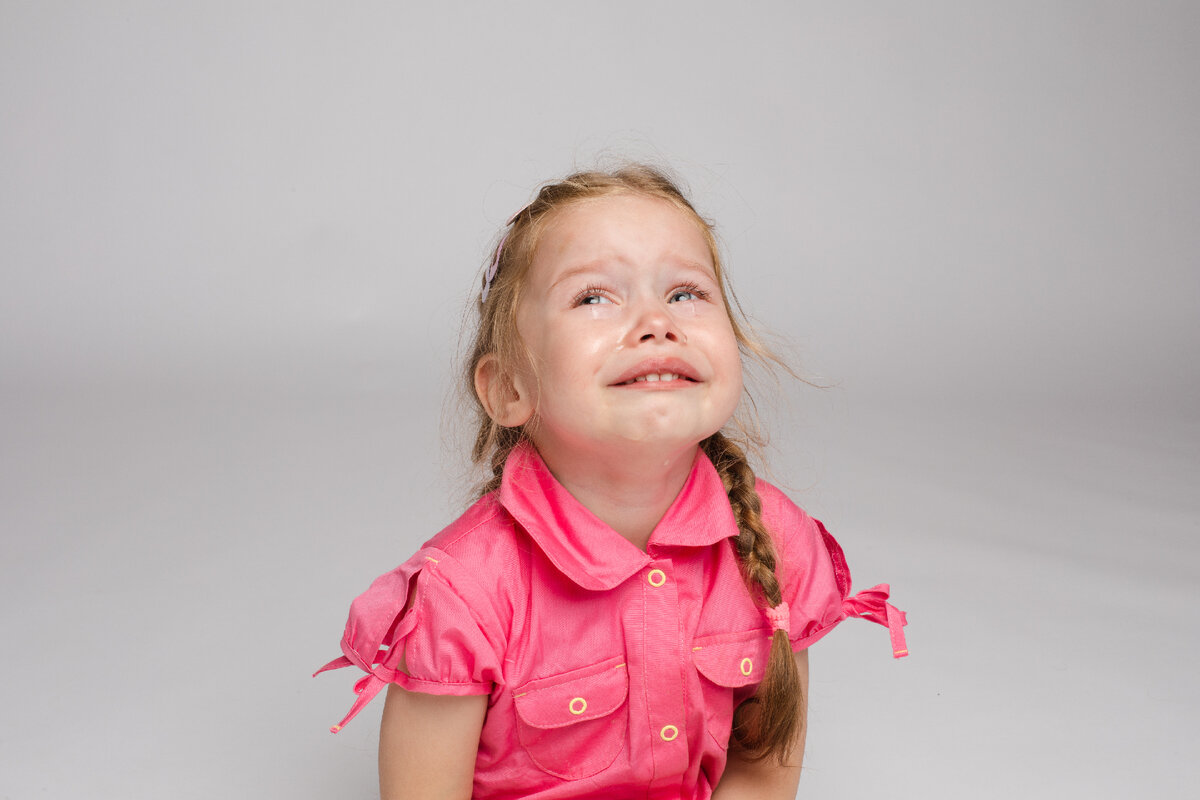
[512,655,629,780]
[691,629,772,749]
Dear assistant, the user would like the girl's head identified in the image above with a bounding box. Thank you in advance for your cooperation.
[467,164,757,481]
[464,164,804,762]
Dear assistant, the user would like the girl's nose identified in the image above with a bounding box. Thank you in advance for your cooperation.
[631,303,686,345]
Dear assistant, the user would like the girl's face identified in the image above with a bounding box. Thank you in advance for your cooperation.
[511,193,743,463]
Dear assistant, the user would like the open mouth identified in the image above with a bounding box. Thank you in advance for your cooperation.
[612,358,702,386]
[617,372,697,385]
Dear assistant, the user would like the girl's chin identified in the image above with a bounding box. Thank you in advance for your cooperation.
[608,431,718,455]
[610,420,730,449]
[528,416,732,462]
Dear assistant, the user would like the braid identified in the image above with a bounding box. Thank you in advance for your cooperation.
[474,425,522,498]
[701,432,804,763]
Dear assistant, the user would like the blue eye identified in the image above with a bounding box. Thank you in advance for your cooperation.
[669,284,708,303]
[574,286,615,306]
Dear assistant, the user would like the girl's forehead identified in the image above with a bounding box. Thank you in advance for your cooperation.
[534,193,714,267]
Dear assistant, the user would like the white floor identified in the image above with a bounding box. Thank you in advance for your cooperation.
[3,377,1195,798]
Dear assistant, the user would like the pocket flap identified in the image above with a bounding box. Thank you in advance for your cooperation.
[513,656,628,730]
[692,629,771,688]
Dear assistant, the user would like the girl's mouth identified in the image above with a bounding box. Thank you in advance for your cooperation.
[617,372,697,385]
[611,358,702,386]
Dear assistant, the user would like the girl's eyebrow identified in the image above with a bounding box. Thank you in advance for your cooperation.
[672,260,719,279]
[549,258,717,293]
[549,263,605,293]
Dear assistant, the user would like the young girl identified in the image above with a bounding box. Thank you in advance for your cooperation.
[317,165,907,800]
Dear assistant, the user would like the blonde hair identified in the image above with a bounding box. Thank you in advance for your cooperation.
[465,164,802,762]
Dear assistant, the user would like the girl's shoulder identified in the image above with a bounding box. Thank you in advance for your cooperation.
[408,491,533,604]
[423,491,512,559]
[753,479,811,523]
[753,479,824,552]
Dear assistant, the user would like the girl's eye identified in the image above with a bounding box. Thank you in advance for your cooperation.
[573,286,614,306]
[669,284,709,303]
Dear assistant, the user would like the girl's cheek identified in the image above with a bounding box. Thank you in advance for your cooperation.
[583,305,620,320]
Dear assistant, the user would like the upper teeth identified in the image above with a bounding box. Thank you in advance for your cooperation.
[628,373,678,383]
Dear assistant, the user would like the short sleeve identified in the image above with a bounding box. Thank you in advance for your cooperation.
[394,551,505,694]
[316,547,505,732]
[758,481,909,658]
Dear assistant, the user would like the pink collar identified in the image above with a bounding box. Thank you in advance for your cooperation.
[497,442,740,590]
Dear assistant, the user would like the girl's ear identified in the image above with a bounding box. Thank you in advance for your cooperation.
[474,354,535,428]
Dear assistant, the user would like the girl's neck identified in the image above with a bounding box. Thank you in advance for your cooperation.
[536,441,699,551]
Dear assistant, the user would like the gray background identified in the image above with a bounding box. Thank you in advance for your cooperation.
[3,1,1197,797]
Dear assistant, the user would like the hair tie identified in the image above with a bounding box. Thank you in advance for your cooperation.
[764,601,789,633]
[481,210,522,304]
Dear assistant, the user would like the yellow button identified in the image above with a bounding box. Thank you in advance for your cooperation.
[740,657,753,676]
[660,724,679,742]
[569,697,587,715]
[647,569,667,587]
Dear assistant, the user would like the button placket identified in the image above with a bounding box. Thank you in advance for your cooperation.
[640,560,687,775]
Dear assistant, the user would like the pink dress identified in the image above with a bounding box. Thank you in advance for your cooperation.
[318,442,907,799]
